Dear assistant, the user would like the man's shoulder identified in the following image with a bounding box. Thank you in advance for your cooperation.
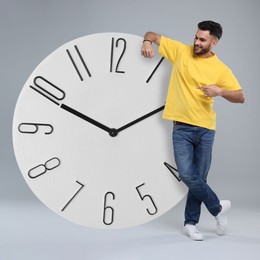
[161,36,188,48]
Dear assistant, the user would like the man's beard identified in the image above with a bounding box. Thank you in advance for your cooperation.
[193,44,211,56]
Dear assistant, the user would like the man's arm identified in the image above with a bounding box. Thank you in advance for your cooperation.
[197,85,245,103]
[221,89,245,103]
[141,32,161,58]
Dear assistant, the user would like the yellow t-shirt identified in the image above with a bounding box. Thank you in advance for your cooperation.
[159,36,241,130]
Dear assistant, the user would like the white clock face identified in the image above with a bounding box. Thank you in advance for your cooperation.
[13,33,187,228]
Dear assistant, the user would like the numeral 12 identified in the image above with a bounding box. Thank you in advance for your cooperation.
[110,37,126,73]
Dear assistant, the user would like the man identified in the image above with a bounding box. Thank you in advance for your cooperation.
[141,21,244,241]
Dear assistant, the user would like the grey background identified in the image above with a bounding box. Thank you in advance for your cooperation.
[1,0,260,259]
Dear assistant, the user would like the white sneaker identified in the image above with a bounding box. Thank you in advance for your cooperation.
[183,224,204,241]
[215,200,231,236]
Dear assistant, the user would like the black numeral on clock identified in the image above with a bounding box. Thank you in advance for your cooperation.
[110,37,126,73]
[164,162,181,182]
[103,192,115,225]
[18,123,53,135]
[28,157,60,179]
[30,76,65,106]
[146,57,164,83]
[61,180,85,212]
[66,45,91,81]
[136,183,158,215]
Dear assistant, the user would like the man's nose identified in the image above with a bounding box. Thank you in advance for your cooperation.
[194,39,200,45]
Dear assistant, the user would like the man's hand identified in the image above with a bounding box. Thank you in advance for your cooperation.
[197,85,222,97]
[197,85,245,103]
[141,41,155,58]
[141,32,161,58]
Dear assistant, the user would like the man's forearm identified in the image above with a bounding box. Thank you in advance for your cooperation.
[221,89,245,103]
[197,85,245,103]
[143,32,161,46]
[141,32,161,58]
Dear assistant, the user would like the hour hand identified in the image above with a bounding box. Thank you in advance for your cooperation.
[60,103,112,134]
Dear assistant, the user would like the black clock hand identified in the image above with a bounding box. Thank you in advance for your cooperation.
[61,103,164,137]
[116,105,165,134]
[60,103,112,134]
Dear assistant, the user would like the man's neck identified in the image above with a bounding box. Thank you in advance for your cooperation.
[198,51,214,58]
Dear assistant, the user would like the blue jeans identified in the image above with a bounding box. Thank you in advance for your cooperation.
[172,123,220,225]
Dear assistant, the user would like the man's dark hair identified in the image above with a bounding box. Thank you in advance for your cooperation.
[198,21,223,40]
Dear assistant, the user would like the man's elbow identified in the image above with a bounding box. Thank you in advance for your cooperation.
[239,90,245,103]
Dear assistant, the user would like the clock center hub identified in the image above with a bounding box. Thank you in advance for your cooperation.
[109,128,118,137]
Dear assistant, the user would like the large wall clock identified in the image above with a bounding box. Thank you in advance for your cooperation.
[13,32,187,228]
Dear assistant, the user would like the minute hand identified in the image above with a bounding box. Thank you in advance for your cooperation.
[117,105,165,134]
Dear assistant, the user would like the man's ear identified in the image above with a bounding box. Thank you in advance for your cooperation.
[211,38,219,48]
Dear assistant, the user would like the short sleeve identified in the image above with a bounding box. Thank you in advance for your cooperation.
[218,68,241,91]
[159,36,186,63]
